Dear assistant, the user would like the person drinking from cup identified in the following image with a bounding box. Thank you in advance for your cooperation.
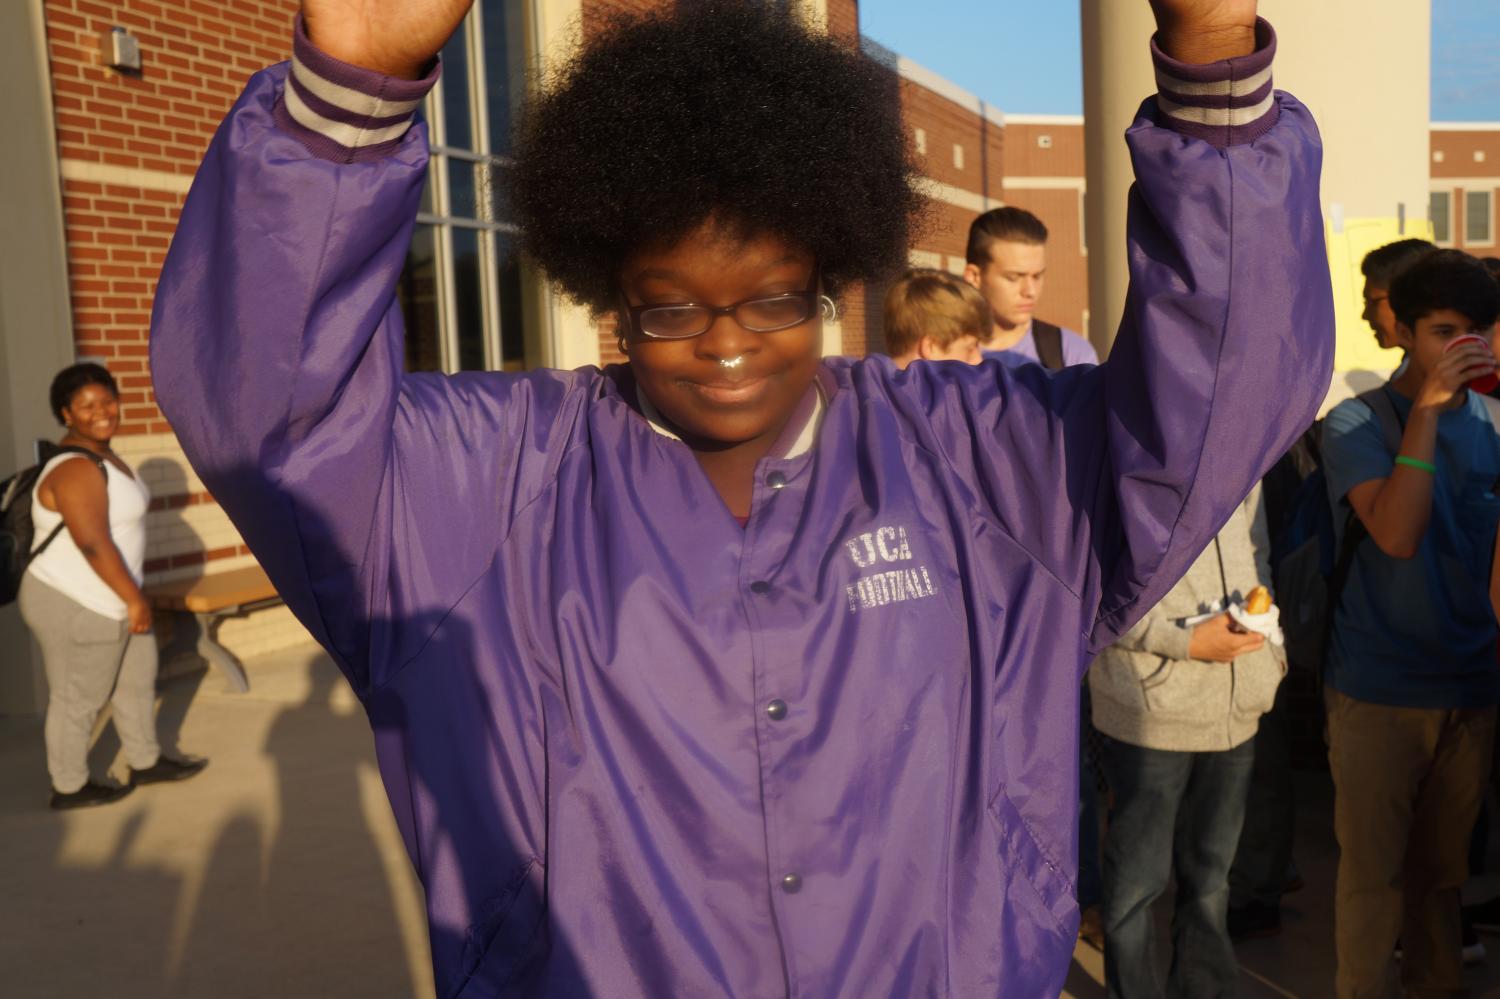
[1322,248,1500,998]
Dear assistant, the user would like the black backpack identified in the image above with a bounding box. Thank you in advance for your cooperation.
[0,442,107,606]
[1270,386,1404,673]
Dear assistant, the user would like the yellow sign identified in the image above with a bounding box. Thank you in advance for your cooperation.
[1325,216,1435,372]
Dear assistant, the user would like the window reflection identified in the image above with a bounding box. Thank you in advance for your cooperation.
[452,227,486,371]
[448,158,478,220]
[483,0,525,156]
[440,28,473,152]
[497,232,526,366]
[401,1,530,374]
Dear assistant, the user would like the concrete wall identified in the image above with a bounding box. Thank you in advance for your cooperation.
[0,0,86,715]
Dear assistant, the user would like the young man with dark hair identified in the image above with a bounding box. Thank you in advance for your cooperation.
[963,206,1098,370]
[1361,237,1436,351]
[1323,249,1500,997]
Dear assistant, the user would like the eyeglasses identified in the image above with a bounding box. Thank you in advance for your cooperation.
[622,270,821,341]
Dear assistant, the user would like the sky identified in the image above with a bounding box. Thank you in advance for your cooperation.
[858,0,1500,122]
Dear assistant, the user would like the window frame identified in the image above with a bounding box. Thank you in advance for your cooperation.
[1430,188,1454,247]
[1464,188,1494,248]
[407,1,528,374]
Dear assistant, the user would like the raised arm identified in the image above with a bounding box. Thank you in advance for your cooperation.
[913,4,1332,660]
[1078,6,1331,651]
[151,5,574,692]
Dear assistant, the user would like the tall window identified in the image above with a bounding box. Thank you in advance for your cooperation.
[1430,190,1452,245]
[1465,190,1494,246]
[398,0,528,373]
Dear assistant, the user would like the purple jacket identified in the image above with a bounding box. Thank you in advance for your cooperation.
[151,20,1330,999]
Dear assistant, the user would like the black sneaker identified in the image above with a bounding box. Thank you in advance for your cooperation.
[1228,900,1281,941]
[129,755,209,786]
[1465,896,1500,934]
[50,779,134,810]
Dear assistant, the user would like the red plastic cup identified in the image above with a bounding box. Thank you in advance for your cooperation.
[1445,333,1500,394]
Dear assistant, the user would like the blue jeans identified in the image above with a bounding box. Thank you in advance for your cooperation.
[1099,735,1255,999]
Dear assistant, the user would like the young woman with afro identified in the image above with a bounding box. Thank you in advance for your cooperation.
[152,0,1332,993]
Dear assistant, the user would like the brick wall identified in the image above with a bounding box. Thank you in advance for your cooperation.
[46,0,298,436]
[826,0,859,44]
[901,81,1005,205]
[45,0,314,657]
[1001,121,1085,179]
[998,120,1089,337]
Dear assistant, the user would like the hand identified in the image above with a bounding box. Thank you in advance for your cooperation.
[1188,613,1265,662]
[303,0,474,79]
[126,597,153,635]
[1148,0,1258,63]
[1416,339,1496,411]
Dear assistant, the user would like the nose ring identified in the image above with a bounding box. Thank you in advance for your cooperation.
[719,356,746,370]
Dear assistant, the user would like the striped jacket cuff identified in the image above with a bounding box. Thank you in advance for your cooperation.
[272,14,439,163]
[1152,17,1278,149]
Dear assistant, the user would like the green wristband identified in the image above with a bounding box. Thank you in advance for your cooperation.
[1395,455,1437,475]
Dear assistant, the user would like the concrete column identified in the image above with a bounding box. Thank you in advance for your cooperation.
[0,2,79,716]
[1080,1,1155,362]
[1082,0,1431,408]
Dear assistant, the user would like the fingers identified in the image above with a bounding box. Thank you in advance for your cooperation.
[1443,343,1496,367]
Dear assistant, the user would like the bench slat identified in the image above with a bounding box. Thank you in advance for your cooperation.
[148,566,279,613]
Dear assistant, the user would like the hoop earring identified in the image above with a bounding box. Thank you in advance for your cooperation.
[819,295,838,321]
[616,334,629,356]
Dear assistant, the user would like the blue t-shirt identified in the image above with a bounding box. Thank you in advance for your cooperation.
[983,322,1098,369]
[1322,387,1500,708]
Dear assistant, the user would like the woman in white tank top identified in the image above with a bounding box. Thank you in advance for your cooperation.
[18,363,206,810]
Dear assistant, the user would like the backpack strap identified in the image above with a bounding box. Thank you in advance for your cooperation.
[1031,320,1065,372]
[1354,385,1406,457]
[27,445,108,562]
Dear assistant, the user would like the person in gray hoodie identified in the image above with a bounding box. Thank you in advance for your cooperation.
[1089,484,1286,999]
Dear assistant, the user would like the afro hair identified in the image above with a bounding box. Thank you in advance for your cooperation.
[508,0,925,315]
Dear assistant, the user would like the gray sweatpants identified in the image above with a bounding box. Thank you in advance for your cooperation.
[19,573,160,793]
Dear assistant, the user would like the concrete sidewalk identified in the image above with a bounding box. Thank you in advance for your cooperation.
[5,646,1500,997]
[0,646,433,999]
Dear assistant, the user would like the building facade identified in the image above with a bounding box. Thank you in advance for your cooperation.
[1431,123,1500,254]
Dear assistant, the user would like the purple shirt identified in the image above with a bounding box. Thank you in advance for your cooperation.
[151,18,1330,998]
[983,323,1099,369]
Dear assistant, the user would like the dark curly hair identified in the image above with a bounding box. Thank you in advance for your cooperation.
[1389,249,1500,331]
[508,0,925,315]
[49,362,118,425]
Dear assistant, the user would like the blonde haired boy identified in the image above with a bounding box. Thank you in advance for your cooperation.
[882,269,991,368]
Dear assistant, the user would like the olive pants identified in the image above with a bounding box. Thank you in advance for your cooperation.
[1327,685,1495,999]
[19,573,160,793]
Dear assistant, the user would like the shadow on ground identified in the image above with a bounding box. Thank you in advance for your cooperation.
[0,648,432,999]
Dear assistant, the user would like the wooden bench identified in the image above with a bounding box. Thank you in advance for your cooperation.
[149,566,284,694]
